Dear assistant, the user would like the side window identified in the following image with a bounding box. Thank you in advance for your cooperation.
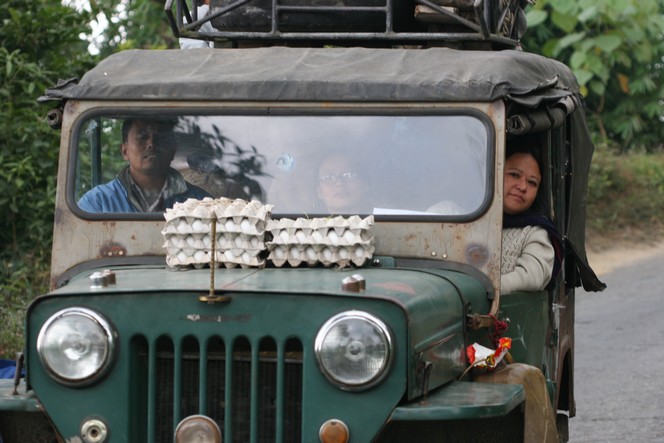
[75,118,125,202]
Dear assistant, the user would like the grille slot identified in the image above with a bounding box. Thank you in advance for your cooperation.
[137,335,303,442]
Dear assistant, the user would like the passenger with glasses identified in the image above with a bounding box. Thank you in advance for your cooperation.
[316,152,369,214]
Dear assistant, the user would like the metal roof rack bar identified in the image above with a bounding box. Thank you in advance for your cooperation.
[165,0,525,47]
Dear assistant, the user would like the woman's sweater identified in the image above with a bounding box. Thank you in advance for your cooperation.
[501,225,555,293]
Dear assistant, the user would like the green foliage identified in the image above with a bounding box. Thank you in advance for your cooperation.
[524,0,664,152]
[0,0,94,358]
[587,146,664,238]
[0,0,178,358]
[0,253,51,358]
[86,0,177,57]
[0,1,90,257]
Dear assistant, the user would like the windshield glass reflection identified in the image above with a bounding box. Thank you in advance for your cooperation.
[75,113,489,217]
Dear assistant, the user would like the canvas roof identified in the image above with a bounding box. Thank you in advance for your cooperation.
[43,47,579,106]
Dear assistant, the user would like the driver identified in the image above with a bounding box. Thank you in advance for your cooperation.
[78,118,209,212]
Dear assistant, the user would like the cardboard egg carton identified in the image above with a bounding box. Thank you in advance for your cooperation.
[163,197,271,268]
[267,216,375,268]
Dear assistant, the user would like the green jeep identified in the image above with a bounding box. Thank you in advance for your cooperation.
[0,1,605,441]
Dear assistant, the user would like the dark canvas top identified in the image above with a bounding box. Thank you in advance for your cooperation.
[42,46,604,291]
[43,47,579,106]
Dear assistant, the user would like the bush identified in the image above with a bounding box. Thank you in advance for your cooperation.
[525,0,664,152]
[0,1,93,359]
[0,253,50,358]
[587,146,664,245]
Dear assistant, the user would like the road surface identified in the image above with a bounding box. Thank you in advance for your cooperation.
[569,245,664,442]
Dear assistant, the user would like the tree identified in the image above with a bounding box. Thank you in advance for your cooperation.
[0,1,93,257]
[1,0,175,267]
[0,0,96,356]
[524,0,664,151]
[84,0,177,57]
[0,0,175,357]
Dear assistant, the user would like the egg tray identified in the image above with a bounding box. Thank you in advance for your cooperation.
[266,216,375,268]
[163,198,375,269]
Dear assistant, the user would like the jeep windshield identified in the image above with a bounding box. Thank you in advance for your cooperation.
[72,111,492,218]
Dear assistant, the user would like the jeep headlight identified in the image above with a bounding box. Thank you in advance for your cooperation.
[315,311,393,391]
[37,307,115,386]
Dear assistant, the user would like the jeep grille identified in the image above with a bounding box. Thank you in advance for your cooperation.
[133,335,303,442]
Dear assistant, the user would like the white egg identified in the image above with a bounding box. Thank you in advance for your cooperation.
[240,219,252,233]
[177,219,189,233]
[191,219,204,232]
[343,230,355,243]
[233,235,245,248]
[185,235,197,248]
[312,231,324,243]
[274,246,286,259]
[202,235,211,248]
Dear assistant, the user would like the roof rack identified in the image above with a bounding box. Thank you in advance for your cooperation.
[165,0,530,48]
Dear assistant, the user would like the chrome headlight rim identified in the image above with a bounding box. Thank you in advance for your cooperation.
[36,307,116,386]
[175,415,221,443]
[315,310,393,391]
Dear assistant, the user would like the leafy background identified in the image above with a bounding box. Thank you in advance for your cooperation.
[1,0,663,357]
[525,0,663,151]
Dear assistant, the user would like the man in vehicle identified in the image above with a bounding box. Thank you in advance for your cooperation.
[78,118,209,212]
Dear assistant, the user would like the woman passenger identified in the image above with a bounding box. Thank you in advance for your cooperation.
[476,139,564,443]
[316,152,369,214]
[501,144,562,293]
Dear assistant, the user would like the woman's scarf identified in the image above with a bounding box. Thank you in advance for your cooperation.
[503,213,564,290]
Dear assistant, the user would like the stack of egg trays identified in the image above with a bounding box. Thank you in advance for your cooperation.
[266,215,375,268]
[162,197,273,269]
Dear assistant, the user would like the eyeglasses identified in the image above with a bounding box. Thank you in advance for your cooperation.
[319,171,360,185]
